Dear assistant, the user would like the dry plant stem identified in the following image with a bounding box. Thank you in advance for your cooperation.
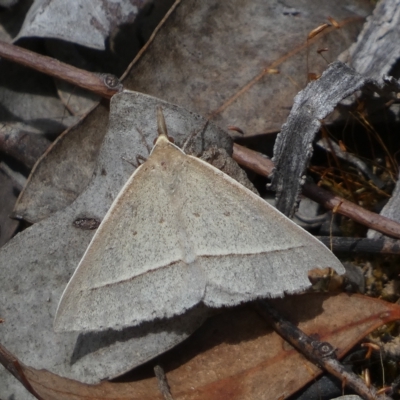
[233,142,275,177]
[0,344,43,400]
[0,40,122,99]
[257,300,392,400]
[302,182,400,239]
[154,365,175,400]
[208,16,363,120]
[232,144,400,239]
[316,236,400,254]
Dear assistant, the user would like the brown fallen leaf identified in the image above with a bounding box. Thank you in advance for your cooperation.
[2,293,400,400]
[15,0,142,50]
[125,0,371,136]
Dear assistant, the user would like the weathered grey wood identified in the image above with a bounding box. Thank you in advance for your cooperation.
[340,0,400,82]
[271,61,369,217]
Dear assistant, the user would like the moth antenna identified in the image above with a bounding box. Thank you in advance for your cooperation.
[157,107,169,139]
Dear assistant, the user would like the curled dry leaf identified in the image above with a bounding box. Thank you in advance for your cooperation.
[2,293,400,400]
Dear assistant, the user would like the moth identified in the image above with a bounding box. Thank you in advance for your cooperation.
[54,108,344,332]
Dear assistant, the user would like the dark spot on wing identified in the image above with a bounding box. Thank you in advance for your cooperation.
[73,218,101,230]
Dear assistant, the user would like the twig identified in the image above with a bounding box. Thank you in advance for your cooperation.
[207,16,363,120]
[256,300,392,400]
[301,182,400,240]
[316,236,400,254]
[232,143,400,239]
[0,40,122,99]
[154,365,174,400]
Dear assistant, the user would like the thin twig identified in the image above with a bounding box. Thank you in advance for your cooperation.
[154,365,174,400]
[256,300,392,400]
[302,182,400,239]
[0,40,122,99]
[316,236,400,254]
[232,143,400,239]
[207,16,364,120]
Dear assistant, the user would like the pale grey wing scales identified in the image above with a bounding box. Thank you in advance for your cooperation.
[54,146,206,332]
[200,246,332,307]
[56,260,206,332]
[174,155,345,307]
[55,138,344,333]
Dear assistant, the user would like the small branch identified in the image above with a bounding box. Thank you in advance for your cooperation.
[154,365,174,400]
[0,40,122,99]
[256,300,392,400]
[302,182,400,240]
[317,236,400,254]
[232,143,400,239]
[233,142,275,177]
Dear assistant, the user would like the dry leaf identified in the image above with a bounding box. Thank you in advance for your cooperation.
[125,0,372,136]
[2,293,400,400]
[0,58,79,137]
[0,0,31,42]
[15,0,142,50]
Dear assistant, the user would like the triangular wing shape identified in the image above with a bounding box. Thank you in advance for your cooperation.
[54,135,344,332]
[161,151,344,307]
